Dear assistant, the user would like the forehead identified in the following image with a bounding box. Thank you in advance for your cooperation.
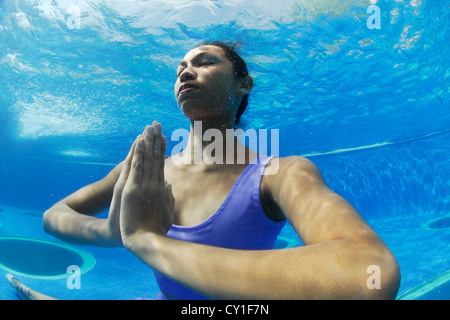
[180,45,226,64]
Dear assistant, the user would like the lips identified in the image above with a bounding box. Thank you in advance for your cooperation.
[178,83,198,97]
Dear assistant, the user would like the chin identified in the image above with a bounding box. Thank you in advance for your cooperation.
[178,102,202,119]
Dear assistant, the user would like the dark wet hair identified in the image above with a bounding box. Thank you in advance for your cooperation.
[201,41,250,127]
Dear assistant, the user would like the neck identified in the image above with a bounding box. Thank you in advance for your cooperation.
[178,119,255,166]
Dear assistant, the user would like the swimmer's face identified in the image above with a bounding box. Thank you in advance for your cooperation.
[175,45,243,122]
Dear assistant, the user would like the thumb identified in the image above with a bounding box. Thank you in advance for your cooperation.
[165,183,175,217]
[118,135,140,185]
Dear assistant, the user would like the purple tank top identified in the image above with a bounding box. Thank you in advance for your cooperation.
[152,155,286,300]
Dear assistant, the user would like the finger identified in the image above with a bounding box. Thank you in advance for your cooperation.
[153,122,165,184]
[161,132,167,154]
[118,136,139,185]
[143,122,160,137]
[166,183,175,213]
[158,135,167,184]
[153,121,162,134]
[165,184,175,227]
[152,129,162,181]
[143,126,154,180]
[128,137,144,186]
[143,124,151,137]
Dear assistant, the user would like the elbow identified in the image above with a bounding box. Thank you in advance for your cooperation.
[379,253,401,299]
[364,247,401,300]
[42,204,62,235]
[42,208,54,235]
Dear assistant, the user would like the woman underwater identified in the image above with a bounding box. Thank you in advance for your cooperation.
[30,41,399,299]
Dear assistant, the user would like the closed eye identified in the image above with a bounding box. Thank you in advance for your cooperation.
[176,53,219,77]
[200,58,214,66]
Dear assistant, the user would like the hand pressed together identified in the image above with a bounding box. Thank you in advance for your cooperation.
[111,122,174,249]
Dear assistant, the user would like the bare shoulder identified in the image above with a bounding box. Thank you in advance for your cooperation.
[260,156,325,220]
[264,155,324,189]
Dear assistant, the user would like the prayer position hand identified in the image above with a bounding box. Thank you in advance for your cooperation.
[119,122,174,250]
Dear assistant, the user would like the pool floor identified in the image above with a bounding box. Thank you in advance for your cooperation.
[366,214,449,299]
[398,270,450,300]
[0,205,448,300]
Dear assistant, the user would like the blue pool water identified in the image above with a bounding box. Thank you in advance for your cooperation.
[0,0,449,300]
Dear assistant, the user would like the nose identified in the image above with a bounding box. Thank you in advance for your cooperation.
[179,66,196,83]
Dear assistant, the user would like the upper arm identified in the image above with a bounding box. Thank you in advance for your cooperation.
[263,156,400,298]
[55,162,123,215]
[265,156,379,245]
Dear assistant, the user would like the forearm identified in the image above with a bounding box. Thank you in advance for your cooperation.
[43,203,119,247]
[127,233,399,300]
